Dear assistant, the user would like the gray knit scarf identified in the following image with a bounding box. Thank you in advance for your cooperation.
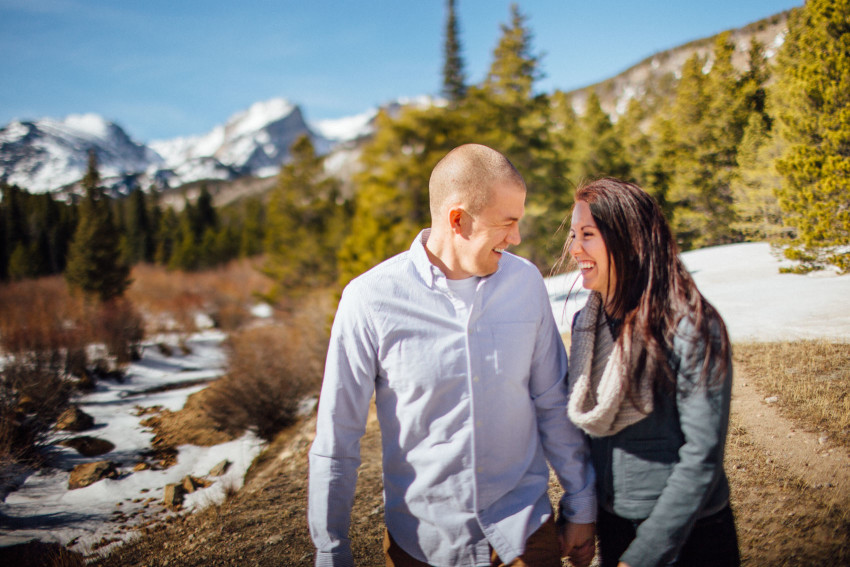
[567,292,654,437]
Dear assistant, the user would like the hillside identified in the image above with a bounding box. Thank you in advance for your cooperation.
[566,11,789,119]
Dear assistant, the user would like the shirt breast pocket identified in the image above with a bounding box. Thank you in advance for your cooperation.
[486,321,537,382]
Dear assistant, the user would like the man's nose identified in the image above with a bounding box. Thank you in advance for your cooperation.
[507,223,521,246]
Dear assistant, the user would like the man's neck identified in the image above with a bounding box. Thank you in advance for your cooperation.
[423,228,467,280]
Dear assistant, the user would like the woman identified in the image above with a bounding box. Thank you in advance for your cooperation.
[558,178,740,567]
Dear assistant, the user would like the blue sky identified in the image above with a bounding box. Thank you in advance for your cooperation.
[0,0,802,142]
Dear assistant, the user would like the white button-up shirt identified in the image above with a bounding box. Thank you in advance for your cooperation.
[309,230,595,567]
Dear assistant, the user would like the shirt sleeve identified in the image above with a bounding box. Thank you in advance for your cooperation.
[529,277,597,524]
[620,318,733,567]
[308,284,379,567]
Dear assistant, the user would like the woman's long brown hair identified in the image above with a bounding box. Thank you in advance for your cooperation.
[556,178,731,396]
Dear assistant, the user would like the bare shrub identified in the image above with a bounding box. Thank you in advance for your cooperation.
[0,540,85,567]
[0,350,73,464]
[128,259,274,334]
[0,276,144,466]
[0,277,79,355]
[202,290,331,441]
[94,298,144,363]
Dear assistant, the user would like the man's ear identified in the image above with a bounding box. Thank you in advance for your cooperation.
[448,207,465,234]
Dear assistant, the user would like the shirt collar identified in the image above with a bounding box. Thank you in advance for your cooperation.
[410,228,501,289]
[411,229,439,288]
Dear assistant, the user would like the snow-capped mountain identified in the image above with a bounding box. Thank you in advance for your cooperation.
[150,98,322,183]
[0,114,161,194]
[0,98,337,194]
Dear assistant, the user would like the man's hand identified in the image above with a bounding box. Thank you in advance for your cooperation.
[559,521,595,567]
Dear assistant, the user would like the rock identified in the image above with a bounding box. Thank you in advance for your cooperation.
[59,436,115,457]
[133,462,151,472]
[182,475,212,493]
[764,396,779,404]
[208,459,231,477]
[15,395,37,414]
[163,483,186,509]
[69,461,118,489]
[56,406,95,432]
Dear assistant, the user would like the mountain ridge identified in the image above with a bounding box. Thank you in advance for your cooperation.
[0,11,790,197]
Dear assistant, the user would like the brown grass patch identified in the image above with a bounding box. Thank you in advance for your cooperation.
[201,289,332,441]
[733,341,850,451]
[727,415,850,565]
[127,258,275,333]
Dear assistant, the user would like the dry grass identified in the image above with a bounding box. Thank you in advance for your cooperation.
[201,288,332,441]
[727,416,850,565]
[733,341,850,451]
[127,258,276,333]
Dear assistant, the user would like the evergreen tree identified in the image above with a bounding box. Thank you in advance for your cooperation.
[64,150,131,301]
[337,106,467,286]
[665,33,751,249]
[572,92,631,183]
[122,187,154,264]
[264,135,349,294]
[615,97,653,186]
[238,197,266,258]
[731,112,787,240]
[154,207,180,266]
[1,184,28,281]
[773,0,850,271]
[442,0,466,103]
[169,203,202,271]
[463,4,565,267]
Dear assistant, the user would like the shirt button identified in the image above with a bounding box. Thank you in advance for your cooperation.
[476,420,482,427]
[472,376,480,383]
[477,467,483,473]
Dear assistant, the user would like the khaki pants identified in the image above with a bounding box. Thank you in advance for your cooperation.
[383,514,561,567]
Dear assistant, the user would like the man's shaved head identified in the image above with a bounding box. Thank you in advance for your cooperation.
[429,144,525,222]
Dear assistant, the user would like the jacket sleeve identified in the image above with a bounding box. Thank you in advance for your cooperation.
[308,284,378,567]
[531,280,596,524]
[620,318,732,567]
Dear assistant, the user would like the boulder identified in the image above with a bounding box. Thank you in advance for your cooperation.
[163,483,186,509]
[182,475,212,493]
[59,436,115,457]
[68,461,117,489]
[208,459,231,477]
[56,406,95,432]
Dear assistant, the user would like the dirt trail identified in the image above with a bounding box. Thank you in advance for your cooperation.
[731,369,850,511]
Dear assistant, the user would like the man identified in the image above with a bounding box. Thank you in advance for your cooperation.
[309,144,596,567]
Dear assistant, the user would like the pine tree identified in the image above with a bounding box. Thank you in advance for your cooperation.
[337,106,467,286]
[665,33,751,249]
[154,207,179,266]
[731,112,787,240]
[572,92,631,183]
[462,4,565,267]
[442,0,466,103]
[64,150,131,301]
[772,0,850,271]
[264,134,349,295]
[238,197,266,258]
[122,187,154,265]
[1,184,28,281]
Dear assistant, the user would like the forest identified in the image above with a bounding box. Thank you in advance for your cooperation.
[1,0,848,298]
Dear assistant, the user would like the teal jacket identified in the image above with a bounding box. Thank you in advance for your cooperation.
[579,315,733,567]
